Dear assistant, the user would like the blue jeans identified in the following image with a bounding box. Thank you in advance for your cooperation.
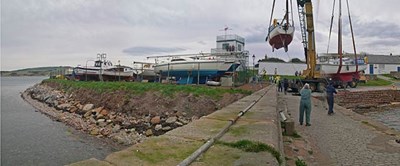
[327,96,334,113]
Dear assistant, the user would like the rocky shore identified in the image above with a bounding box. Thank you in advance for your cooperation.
[22,83,248,145]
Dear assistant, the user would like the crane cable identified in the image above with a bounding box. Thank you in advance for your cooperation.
[327,0,336,53]
[267,0,276,41]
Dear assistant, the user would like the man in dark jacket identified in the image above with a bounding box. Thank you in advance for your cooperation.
[326,82,337,115]
[283,78,289,95]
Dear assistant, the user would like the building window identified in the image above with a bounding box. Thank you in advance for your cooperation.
[238,44,242,51]
[222,43,229,51]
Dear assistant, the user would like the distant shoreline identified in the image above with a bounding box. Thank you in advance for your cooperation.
[1,66,72,77]
[1,73,50,77]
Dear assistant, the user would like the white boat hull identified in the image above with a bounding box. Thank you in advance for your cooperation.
[319,64,368,75]
[154,60,236,75]
[74,67,134,81]
[267,25,294,51]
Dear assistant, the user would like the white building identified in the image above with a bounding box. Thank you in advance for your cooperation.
[258,62,306,76]
[364,54,400,74]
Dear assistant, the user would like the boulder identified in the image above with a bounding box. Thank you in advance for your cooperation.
[150,116,161,124]
[112,124,121,133]
[100,128,111,136]
[90,128,100,135]
[96,114,104,120]
[82,104,94,112]
[145,129,153,136]
[91,107,104,115]
[144,116,151,123]
[155,124,162,131]
[162,126,172,131]
[97,119,106,123]
[69,106,78,113]
[178,118,189,124]
[165,116,177,124]
[84,111,92,118]
[175,121,183,126]
[98,122,108,127]
[56,103,71,110]
[100,109,108,116]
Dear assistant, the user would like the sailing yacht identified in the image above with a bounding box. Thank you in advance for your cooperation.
[266,0,295,52]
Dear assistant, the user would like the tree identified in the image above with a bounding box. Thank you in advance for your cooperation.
[289,58,305,63]
[258,57,286,62]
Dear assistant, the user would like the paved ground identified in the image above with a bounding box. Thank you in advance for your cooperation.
[281,90,400,166]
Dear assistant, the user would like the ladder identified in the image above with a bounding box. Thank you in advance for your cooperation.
[297,3,308,50]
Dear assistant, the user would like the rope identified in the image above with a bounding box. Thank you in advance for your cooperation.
[267,0,276,41]
[346,0,358,71]
[327,0,336,53]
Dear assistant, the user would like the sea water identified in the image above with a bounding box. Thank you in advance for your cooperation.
[1,77,117,166]
[365,107,400,132]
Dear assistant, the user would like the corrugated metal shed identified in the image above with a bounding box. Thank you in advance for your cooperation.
[367,55,400,64]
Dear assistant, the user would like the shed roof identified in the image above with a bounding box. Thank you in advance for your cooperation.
[366,55,400,64]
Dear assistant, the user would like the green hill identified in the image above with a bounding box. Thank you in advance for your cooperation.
[1,66,72,77]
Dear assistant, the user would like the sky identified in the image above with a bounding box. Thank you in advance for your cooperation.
[2,0,400,71]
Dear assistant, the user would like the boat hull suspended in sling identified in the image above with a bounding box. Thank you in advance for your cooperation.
[267,21,294,52]
[266,0,295,52]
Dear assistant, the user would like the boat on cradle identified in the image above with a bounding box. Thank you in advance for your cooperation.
[317,53,367,83]
[153,56,240,84]
[266,0,295,52]
[132,62,157,82]
[74,60,134,81]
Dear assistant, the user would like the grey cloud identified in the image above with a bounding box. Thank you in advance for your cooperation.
[339,17,400,40]
[197,41,207,45]
[244,25,268,44]
[122,46,186,55]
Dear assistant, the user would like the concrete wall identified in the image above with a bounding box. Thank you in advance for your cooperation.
[336,90,400,109]
[258,62,307,76]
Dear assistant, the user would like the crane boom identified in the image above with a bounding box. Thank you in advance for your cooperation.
[297,0,320,79]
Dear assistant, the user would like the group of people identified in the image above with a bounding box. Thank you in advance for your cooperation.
[298,82,337,126]
[273,76,289,94]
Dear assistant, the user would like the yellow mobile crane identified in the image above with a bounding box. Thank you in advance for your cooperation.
[290,0,325,91]
[293,0,362,92]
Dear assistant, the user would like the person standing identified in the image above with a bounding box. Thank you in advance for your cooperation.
[277,77,283,92]
[326,82,338,115]
[283,78,289,95]
[299,83,312,126]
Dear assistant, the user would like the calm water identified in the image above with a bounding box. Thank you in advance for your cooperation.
[365,108,400,132]
[1,77,118,166]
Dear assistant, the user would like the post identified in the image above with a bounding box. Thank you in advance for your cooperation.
[141,63,144,82]
[197,62,200,85]
[118,60,121,81]
[252,54,256,83]
[167,63,170,83]
[86,60,88,81]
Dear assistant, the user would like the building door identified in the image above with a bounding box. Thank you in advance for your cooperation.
[369,64,374,74]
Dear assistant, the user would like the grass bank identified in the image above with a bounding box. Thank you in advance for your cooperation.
[358,78,392,86]
[42,79,252,99]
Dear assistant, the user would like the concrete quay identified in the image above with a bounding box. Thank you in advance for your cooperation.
[70,85,284,166]
[69,84,400,166]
